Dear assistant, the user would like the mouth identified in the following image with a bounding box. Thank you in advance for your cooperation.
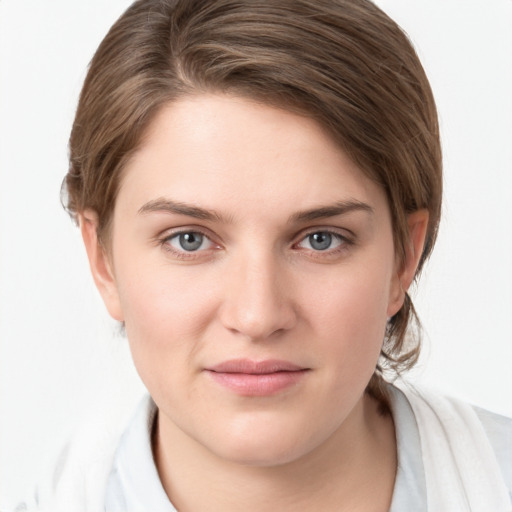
[204,359,310,396]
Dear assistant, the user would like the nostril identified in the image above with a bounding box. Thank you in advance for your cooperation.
[219,299,297,341]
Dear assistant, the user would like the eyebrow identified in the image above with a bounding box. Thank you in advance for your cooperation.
[289,200,374,223]
[138,198,227,222]
[138,197,373,223]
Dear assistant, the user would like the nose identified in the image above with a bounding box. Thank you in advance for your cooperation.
[218,252,298,341]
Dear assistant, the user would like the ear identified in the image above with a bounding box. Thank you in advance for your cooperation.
[387,209,429,317]
[79,210,124,321]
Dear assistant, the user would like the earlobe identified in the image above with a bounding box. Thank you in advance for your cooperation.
[79,210,124,321]
[387,209,429,317]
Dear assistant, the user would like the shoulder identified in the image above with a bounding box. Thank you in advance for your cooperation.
[472,404,512,490]
[14,420,120,512]
[391,380,512,509]
[395,382,511,464]
[9,396,151,512]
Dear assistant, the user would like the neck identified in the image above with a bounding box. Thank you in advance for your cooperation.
[153,394,397,512]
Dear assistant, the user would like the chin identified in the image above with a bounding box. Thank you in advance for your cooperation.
[200,412,329,468]
[214,438,310,468]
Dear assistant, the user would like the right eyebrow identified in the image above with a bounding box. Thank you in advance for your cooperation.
[137,198,228,223]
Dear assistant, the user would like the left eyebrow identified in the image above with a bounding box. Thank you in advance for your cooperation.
[289,200,374,223]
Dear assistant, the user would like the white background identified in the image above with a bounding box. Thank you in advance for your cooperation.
[0,0,511,505]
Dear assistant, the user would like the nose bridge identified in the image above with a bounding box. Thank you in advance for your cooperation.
[220,247,296,340]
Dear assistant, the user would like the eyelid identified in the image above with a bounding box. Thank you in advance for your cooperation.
[154,225,355,260]
[168,232,214,251]
[157,224,219,242]
[293,226,354,245]
[291,227,355,258]
[158,226,222,259]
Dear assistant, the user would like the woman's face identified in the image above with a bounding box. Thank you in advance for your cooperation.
[89,94,407,466]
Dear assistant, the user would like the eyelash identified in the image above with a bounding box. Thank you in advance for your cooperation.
[158,227,354,260]
[159,228,219,260]
[294,229,353,257]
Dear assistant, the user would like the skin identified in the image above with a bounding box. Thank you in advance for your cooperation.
[81,94,428,511]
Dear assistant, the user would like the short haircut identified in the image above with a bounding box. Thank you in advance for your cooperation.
[64,0,442,406]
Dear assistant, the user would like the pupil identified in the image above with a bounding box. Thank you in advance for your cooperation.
[310,232,331,251]
[179,233,203,251]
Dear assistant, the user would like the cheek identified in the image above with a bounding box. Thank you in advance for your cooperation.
[302,263,392,371]
[113,259,221,390]
[311,264,391,332]
[117,254,218,333]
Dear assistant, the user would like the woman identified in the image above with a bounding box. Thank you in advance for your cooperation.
[12,0,512,510]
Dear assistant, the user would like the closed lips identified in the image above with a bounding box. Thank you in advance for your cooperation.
[206,359,308,374]
[205,359,310,396]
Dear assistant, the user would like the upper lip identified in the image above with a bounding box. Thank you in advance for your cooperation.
[206,359,306,374]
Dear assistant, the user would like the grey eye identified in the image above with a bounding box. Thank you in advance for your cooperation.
[172,232,205,251]
[308,232,333,251]
[297,231,344,252]
[164,230,216,255]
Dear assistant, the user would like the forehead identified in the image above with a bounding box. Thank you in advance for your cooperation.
[117,94,389,222]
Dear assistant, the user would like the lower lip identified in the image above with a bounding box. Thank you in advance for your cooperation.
[206,370,308,396]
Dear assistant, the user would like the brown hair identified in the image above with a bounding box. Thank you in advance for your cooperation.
[64,0,442,406]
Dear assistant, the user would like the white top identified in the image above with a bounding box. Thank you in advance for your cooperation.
[104,384,512,511]
[9,383,512,511]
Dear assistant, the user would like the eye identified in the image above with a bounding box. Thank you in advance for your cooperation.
[166,231,214,252]
[297,231,345,251]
